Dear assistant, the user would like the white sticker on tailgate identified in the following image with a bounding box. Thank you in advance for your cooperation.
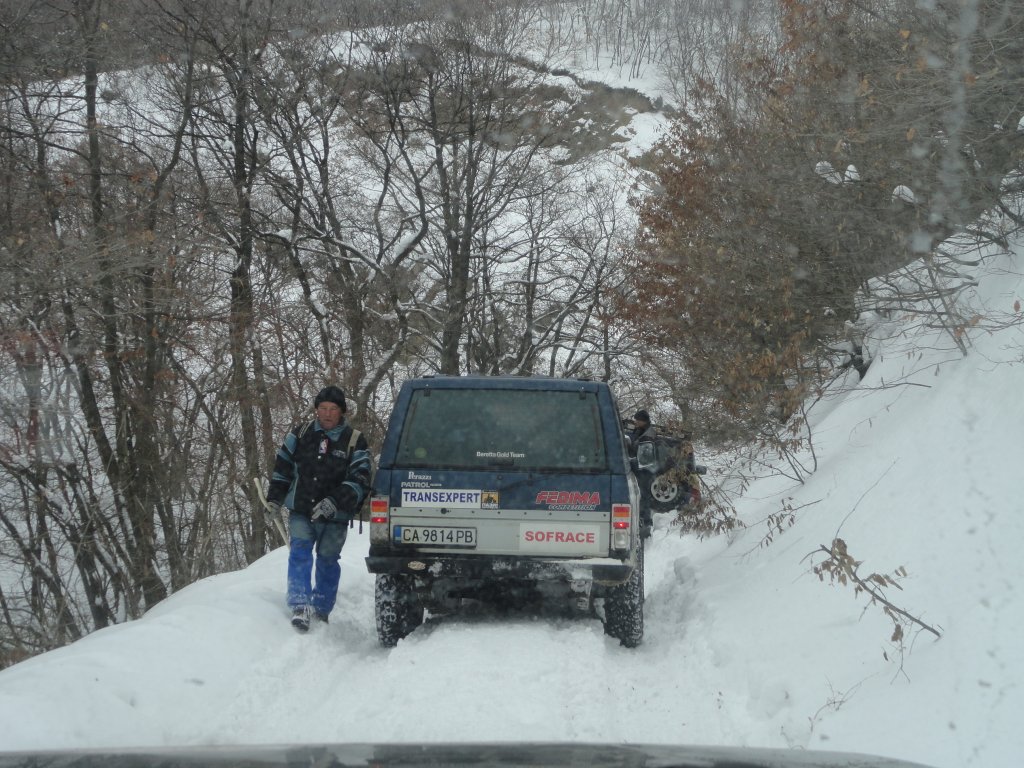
[518,523,602,554]
[401,488,481,508]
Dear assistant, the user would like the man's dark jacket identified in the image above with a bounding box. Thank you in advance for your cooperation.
[267,419,372,520]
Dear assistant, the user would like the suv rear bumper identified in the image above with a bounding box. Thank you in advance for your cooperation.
[365,553,635,586]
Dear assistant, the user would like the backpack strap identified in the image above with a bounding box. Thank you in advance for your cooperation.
[347,427,362,456]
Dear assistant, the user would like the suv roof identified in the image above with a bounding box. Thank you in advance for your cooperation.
[404,374,601,389]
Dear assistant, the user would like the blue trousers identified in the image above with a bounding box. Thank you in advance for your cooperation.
[287,514,348,616]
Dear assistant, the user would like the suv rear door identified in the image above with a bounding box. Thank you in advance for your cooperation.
[385,382,615,558]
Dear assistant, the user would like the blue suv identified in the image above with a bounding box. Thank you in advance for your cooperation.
[365,375,644,647]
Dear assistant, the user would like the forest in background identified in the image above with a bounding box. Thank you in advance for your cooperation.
[1,0,1021,665]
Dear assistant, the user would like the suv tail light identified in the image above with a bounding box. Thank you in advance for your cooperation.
[611,503,631,550]
[370,496,390,544]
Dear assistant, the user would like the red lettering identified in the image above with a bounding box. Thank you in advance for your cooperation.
[535,490,602,506]
[523,528,597,545]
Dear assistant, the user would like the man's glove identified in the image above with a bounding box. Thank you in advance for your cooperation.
[264,500,288,541]
[311,496,338,522]
[267,500,286,522]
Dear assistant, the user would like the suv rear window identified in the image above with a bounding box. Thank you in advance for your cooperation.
[395,388,607,471]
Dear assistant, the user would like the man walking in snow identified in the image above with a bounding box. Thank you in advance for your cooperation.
[265,386,372,632]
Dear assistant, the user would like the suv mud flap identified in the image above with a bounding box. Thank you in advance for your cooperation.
[365,554,633,586]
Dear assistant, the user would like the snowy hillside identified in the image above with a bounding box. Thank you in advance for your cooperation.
[0,225,1022,767]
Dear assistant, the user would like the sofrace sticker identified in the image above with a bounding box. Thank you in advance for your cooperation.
[401,488,482,508]
[519,523,602,554]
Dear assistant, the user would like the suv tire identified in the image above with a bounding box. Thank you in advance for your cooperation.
[375,573,424,647]
[648,473,683,511]
[603,544,644,647]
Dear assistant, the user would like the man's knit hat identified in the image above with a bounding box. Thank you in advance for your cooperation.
[314,385,347,413]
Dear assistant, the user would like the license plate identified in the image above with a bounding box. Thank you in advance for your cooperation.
[393,525,477,548]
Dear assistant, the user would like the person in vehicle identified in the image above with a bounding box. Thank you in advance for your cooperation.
[627,409,656,457]
[265,386,372,632]
[627,409,657,538]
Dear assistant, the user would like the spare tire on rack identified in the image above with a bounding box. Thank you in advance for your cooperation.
[647,472,685,511]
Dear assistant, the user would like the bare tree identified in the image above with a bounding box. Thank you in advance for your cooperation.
[0,0,208,659]
[0,0,670,667]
